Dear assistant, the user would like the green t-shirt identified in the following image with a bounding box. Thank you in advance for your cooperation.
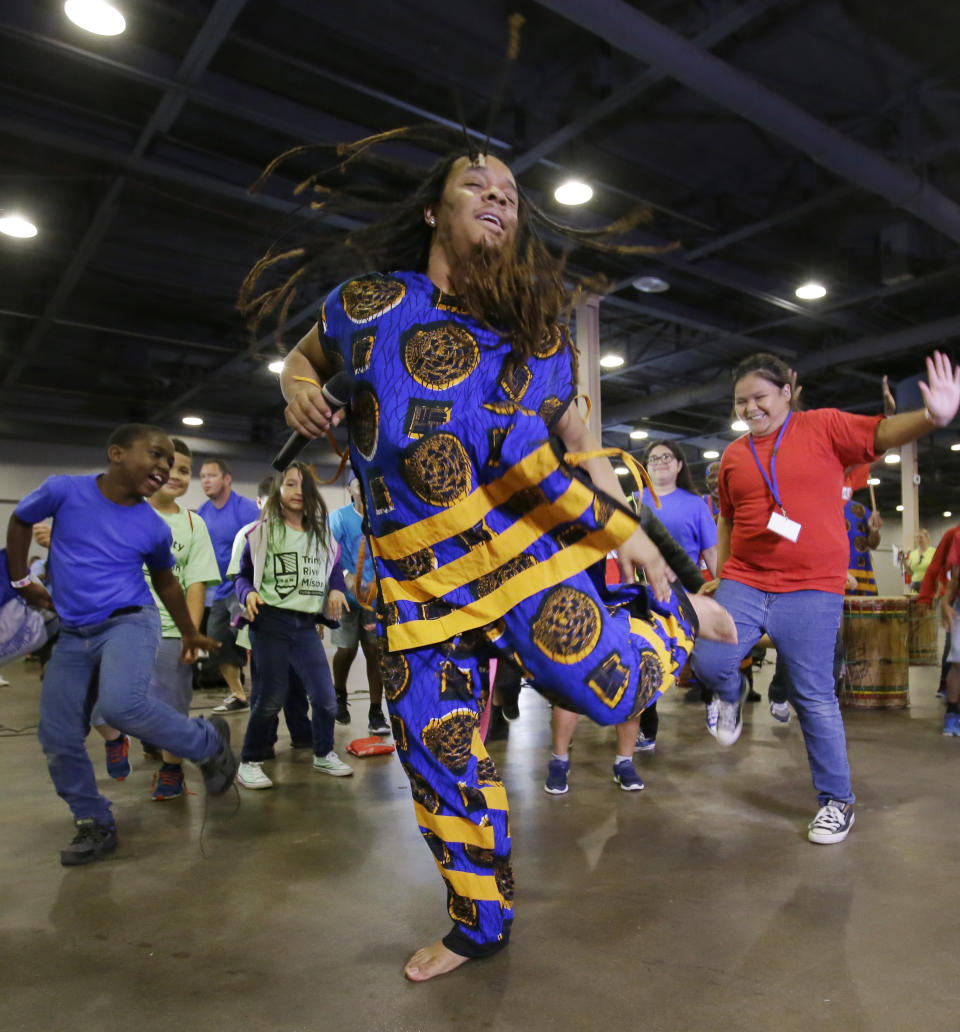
[259,524,331,615]
[146,506,221,638]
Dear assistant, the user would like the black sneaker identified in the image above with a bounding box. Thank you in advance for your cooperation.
[367,708,390,735]
[212,696,248,713]
[335,697,351,725]
[61,818,118,866]
[197,716,238,795]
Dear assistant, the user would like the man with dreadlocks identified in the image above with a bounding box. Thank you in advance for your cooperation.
[246,143,736,981]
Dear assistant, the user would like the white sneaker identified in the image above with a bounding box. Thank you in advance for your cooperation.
[0,675,9,686]
[313,750,354,777]
[769,700,791,723]
[705,696,719,738]
[808,800,855,844]
[237,761,273,790]
[715,699,743,746]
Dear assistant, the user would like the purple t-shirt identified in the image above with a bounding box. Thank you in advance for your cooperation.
[637,486,717,567]
[197,491,261,601]
[15,474,174,627]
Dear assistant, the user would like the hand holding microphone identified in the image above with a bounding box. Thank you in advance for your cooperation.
[274,369,356,471]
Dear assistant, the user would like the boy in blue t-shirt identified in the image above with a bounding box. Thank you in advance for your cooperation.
[6,424,238,866]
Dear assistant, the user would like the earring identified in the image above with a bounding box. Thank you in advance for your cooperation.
[427,216,436,226]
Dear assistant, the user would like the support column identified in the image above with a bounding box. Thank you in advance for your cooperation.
[574,293,602,441]
[900,440,920,562]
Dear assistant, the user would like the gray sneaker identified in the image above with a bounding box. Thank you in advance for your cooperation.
[808,800,855,844]
[715,699,743,746]
[313,750,354,777]
[197,716,238,795]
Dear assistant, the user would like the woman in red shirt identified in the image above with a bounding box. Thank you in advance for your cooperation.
[692,351,959,844]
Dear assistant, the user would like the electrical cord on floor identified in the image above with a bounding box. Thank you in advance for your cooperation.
[0,723,39,737]
[199,778,241,859]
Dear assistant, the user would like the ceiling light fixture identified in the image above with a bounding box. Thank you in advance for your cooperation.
[883,452,901,465]
[632,276,670,293]
[181,415,203,427]
[629,429,649,440]
[267,359,284,374]
[951,443,960,452]
[731,419,749,433]
[795,281,827,300]
[702,450,720,459]
[554,180,593,206]
[945,511,953,518]
[0,214,38,238]
[599,354,625,369]
[896,505,903,512]
[866,477,881,486]
[64,0,127,36]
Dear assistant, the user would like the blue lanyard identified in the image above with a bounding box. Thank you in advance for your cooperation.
[747,410,791,514]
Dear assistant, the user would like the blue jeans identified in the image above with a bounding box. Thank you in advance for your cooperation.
[38,608,222,823]
[248,652,313,749]
[243,606,337,762]
[692,581,853,806]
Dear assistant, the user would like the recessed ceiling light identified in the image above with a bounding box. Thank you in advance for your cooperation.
[951,443,960,452]
[632,276,670,293]
[702,449,720,459]
[554,180,593,206]
[629,429,649,440]
[731,419,749,433]
[600,354,624,369]
[795,281,827,300]
[866,477,881,486]
[267,359,284,374]
[182,415,203,427]
[883,452,900,464]
[0,214,38,238]
[64,0,126,36]
[896,505,903,512]
[945,511,953,518]
[614,465,629,476]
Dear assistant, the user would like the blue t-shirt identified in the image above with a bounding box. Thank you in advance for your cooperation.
[329,503,373,607]
[637,486,717,567]
[197,491,260,601]
[15,474,174,628]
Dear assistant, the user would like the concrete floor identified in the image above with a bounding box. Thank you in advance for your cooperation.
[1,651,957,1032]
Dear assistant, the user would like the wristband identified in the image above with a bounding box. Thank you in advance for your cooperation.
[10,575,33,589]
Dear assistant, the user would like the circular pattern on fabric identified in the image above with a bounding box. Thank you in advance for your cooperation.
[421,707,477,774]
[631,652,664,716]
[533,323,566,359]
[402,433,473,508]
[464,843,495,867]
[475,554,536,599]
[401,323,480,390]
[447,887,479,930]
[849,501,866,519]
[403,763,440,813]
[853,535,869,553]
[341,275,406,323]
[532,586,603,665]
[422,830,451,866]
[349,384,379,462]
[391,545,436,581]
[476,756,502,786]
[378,641,411,703]
[390,713,409,753]
[457,782,488,811]
[494,859,515,902]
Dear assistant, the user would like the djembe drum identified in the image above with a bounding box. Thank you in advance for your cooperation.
[840,596,909,708]
[907,597,938,666]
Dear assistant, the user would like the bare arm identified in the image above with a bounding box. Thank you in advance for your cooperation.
[280,324,343,438]
[874,352,959,452]
[185,581,206,632]
[555,404,672,601]
[701,545,718,579]
[150,568,219,662]
[6,513,53,610]
[716,516,731,576]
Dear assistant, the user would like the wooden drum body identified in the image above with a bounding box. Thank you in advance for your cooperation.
[840,596,909,709]
[907,597,938,666]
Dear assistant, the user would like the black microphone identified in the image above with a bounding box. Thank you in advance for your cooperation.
[272,370,356,472]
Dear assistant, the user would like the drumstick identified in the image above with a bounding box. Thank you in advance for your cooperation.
[869,481,877,513]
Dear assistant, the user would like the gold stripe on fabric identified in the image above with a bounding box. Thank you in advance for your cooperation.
[413,802,495,848]
[478,784,508,810]
[379,478,586,604]
[438,867,506,904]
[386,511,637,651]
[370,442,561,559]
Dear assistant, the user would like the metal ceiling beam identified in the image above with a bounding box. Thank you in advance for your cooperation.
[538,0,960,245]
[603,314,960,425]
[1,0,249,388]
[511,0,785,175]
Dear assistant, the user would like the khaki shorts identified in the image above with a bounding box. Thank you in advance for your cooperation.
[331,603,378,648]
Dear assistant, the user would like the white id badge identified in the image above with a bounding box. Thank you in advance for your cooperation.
[767,511,801,542]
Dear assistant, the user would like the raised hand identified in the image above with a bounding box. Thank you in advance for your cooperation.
[919,351,960,428]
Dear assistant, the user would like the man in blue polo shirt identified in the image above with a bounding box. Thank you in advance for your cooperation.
[197,458,259,712]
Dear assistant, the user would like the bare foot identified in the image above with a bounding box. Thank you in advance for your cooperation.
[689,594,738,644]
[404,941,469,982]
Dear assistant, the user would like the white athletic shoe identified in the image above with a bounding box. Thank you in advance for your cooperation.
[237,761,273,790]
[769,700,791,723]
[705,696,720,738]
[313,751,354,777]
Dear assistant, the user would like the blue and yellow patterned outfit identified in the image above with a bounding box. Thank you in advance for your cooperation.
[844,499,878,596]
[319,270,697,957]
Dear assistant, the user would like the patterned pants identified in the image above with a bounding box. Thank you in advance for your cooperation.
[380,561,696,957]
